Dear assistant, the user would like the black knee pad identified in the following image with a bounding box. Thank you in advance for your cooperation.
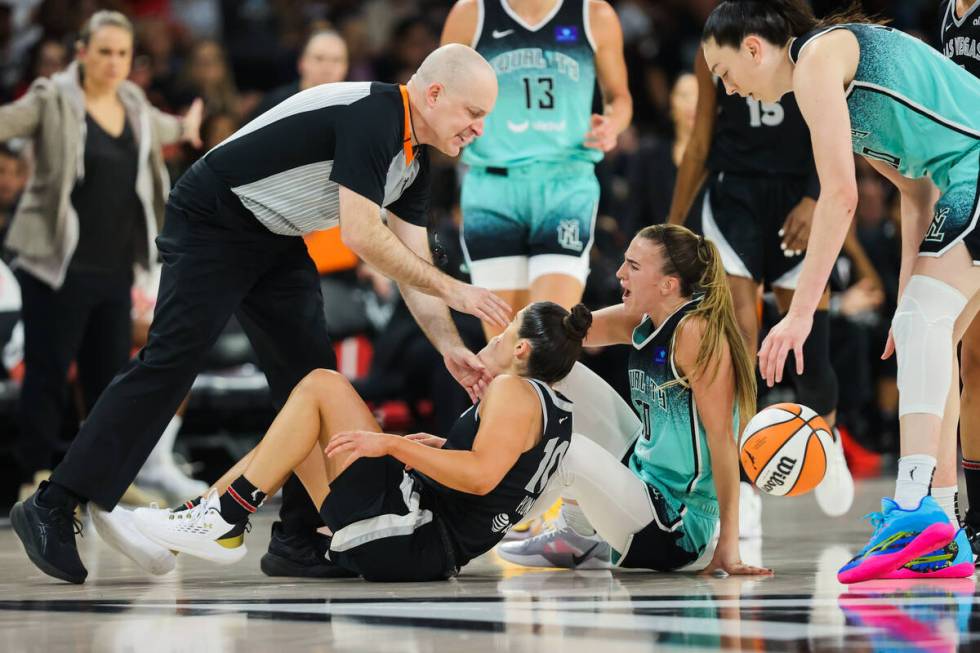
[788,310,838,416]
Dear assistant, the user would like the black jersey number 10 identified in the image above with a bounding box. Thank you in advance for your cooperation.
[523,76,555,110]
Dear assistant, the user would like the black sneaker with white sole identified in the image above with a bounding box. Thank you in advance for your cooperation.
[260,521,357,579]
[11,483,87,584]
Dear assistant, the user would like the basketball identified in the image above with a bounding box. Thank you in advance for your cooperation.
[739,403,833,496]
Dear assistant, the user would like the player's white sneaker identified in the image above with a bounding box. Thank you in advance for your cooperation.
[134,490,247,564]
[497,516,610,569]
[90,504,177,575]
[814,427,855,518]
[739,481,763,539]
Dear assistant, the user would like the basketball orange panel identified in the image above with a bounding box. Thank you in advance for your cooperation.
[740,416,806,482]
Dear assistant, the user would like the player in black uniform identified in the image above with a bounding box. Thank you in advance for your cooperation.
[128,302,588,581]
[938,0,980,555]
[666,46,853,526]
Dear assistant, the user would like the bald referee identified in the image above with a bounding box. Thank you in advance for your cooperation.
[12,44,506,584]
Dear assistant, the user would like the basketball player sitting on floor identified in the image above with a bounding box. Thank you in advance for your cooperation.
[119,302,591,581]
[499,225,773,576]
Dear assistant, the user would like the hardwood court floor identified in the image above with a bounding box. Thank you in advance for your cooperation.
[1,477,977,652]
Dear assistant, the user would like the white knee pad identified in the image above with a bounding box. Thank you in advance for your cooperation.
[893,275,967,418]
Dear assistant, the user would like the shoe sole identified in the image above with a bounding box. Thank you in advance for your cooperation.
[838,523,956,584]
[881,561,976,579]
[260,551,357,579]
[497,549,609,570]
[90,508,177,576]
[10,502,86,585]
[133,514,247,565]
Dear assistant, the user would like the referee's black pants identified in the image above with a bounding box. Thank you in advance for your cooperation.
[51,160,334,534]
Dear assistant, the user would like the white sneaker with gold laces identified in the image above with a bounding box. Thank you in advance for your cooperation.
[134,490,248,565]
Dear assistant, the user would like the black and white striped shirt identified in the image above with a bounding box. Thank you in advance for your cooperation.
[204,82,430,235]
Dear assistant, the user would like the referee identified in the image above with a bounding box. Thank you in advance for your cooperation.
[12,43,506,584]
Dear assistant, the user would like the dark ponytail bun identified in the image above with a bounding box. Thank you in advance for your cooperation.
[519,301,591,384]
[561,303,592,341]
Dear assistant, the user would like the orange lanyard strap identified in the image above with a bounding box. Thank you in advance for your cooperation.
[399,84,415,166]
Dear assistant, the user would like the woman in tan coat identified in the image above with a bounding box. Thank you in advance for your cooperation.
[0,11,202,498]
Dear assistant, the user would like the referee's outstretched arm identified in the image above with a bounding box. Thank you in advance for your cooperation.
[338,186,508,328]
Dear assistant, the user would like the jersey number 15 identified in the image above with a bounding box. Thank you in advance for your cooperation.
[746,98,784,127]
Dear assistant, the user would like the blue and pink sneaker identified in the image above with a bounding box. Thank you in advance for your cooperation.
[838,496,956,584]
[882,528,976,580]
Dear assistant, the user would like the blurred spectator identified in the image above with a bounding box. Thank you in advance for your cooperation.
[0,10,202,496]
[200,110,237,149]
[374,16,438,84]
[13,37,68,97]
[132,16,181,110]
[0,142,26,260]
[171,38,239,115]
[623,70,697,234]
[249,28,349,120]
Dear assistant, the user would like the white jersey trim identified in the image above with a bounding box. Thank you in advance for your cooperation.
[950,0,980,28]
[472,0,485,48]
[500,0,564,32]
[583,0,597,52]
[330,473,434,552]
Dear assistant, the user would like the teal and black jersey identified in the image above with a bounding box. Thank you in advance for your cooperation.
[789,23,980,191]
[627,296,737,517]
[462,0,601,168]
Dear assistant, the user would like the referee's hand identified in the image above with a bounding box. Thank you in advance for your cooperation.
[444,346,493,403]
[445,281,512,329]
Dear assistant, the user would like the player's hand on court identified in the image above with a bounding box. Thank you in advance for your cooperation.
[444,281,512,330]
[584,114,617,152]
[182,98,205,149]
[779,197,815,257]
[758,311,813,387]
[326,430,391,463]
[444,346,494,402]
[699,547,773,577]
[881,327,895,360]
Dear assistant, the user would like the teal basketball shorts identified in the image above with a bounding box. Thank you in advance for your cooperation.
[460,161,599,290]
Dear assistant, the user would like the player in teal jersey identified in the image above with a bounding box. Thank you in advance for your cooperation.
[500,225,772,576]
[441,0,631,339]
[701,0,980,582]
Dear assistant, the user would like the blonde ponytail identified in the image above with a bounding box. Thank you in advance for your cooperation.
[636,225,756,421]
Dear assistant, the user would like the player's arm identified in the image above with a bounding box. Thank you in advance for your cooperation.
[782,35,859,319]
[864,157,936,301]
[387,210,492,400]
[676,318,771,576]
[441,0,479,46]
[758,33,859,385]
[584,0,632,151]
[329,376,536,495]
[583,304,636,347]
[666,48,716,225]
[338,186,510,328]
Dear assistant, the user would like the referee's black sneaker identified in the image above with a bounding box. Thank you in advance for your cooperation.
[11,483,87,584]
[260,521,356,579]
